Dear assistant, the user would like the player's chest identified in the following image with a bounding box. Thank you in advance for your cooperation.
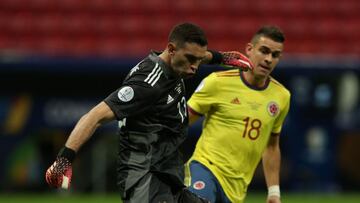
[216,90,282,124]
[155,81,186,112]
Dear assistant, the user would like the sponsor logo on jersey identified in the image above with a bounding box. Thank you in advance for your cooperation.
[267,101,280,117]
[193,180,205,190]
[231,97,241,104]
[118,86,134,102]
[167,94,174,104]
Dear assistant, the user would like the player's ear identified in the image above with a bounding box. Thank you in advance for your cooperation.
[245,43,253,56]
[168,42,176,56]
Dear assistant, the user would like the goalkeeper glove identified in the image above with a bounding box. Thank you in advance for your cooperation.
[221,51,254,71]
[209,50,254,71]
[45,146,75,189]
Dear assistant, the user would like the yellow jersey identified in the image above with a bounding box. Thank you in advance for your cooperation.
[188,69,290,203]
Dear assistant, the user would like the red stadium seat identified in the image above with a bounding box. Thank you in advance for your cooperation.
[34,14,63,35]
[0,0,359,57]
[95,37,127,57]
[0,34,13,49]
[28,0,56,11]
[38,36,68,56]
[8,12,35,34]
[59,13,95,36]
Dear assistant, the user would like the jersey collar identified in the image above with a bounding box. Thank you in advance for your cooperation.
[149,51,179,79]
[240,70,270,91]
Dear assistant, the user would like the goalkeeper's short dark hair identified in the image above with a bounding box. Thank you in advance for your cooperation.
[251,25,285,44]
[168,23,208,48]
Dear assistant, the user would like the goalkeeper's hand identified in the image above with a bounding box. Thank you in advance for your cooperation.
[45,147,75,189]
[220,51,254,71]
[46,157,72,189]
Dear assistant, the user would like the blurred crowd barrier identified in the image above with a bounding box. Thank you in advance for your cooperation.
[1,58,359,193]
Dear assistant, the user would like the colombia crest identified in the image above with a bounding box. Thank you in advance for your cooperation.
[267,102,280,117]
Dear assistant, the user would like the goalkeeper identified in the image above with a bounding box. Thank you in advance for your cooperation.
[187,26,290,203]
[45,22,252,203]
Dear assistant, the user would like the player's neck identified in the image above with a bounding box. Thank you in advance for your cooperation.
[243,71,268,88]
[159,51,170,65]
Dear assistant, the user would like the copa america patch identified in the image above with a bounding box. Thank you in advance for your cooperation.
[267,101,280,117]
[193,180,205,190]
[117,86,134,102]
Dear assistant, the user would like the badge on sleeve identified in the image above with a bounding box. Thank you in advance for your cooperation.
[118,86,134,102]
[267,101,280,117]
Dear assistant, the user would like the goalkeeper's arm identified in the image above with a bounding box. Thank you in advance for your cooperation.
[45,101,115,189]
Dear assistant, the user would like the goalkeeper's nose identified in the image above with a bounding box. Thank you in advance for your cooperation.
[191,61,201,72]
[190,65,198,74]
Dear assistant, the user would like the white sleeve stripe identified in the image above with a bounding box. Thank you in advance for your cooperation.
[146,66,162,84]
[151,70,163,86]
[144,63,158,82]
[144,63,159,83]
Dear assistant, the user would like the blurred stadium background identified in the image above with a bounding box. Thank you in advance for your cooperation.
[1,0,360,202]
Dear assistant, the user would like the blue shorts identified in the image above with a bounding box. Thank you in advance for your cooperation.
[188,161,231,203]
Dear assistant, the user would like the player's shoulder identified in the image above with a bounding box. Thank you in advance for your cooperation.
[135,57,157,73]
[126,57,160,84]
[201,69,239,84]
[213,69,240,78]
[205,69,240,83]
[269,76,291,97]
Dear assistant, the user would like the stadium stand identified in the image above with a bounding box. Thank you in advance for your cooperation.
[0,0,359,57]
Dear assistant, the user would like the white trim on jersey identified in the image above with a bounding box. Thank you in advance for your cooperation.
[144,63,163,86]
[150,70,163,86]
[144,63,159,83]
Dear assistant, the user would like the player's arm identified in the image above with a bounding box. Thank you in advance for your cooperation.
[188,106,202,126]
[262,133,282,203]
[187,74,217,126]
[203,50,254,71]
[45,101,116,189]
[65,101,115,151]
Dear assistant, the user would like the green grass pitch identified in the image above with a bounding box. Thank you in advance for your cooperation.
[1,192,360,203]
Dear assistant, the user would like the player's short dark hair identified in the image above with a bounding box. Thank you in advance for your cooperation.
[168,23,208,47]
[251,25,285,44]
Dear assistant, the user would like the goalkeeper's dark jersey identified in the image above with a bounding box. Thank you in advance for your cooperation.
[104,52,188,197]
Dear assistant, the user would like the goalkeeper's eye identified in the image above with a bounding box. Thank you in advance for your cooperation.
[185,55,197,64]
[185,54,204,64]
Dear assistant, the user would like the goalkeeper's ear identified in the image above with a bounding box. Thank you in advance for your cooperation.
[206,50,223,65]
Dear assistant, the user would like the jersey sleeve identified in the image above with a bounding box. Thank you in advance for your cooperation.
[272,92,291,134]
[188,73,217,115]
[104,81,160,120]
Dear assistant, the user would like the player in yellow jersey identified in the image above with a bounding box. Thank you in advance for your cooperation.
[187,26,290,203]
